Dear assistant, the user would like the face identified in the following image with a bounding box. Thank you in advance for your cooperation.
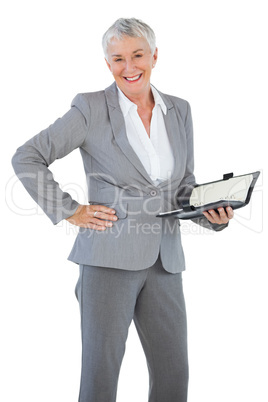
[105,36,158,100]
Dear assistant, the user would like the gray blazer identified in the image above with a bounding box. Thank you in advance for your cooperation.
[12,82,225,273]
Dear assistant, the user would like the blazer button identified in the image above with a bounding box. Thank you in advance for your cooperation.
[150,190,157,197]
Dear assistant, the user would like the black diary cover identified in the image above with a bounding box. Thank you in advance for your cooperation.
[157,171,260,220]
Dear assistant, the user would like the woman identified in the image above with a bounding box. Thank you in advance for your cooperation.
[12,18,233,402]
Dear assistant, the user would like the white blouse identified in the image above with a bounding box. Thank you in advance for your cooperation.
[117,85,175,185]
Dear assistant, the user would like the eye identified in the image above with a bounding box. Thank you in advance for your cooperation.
[135,54,143,58]
[114,58,123,62]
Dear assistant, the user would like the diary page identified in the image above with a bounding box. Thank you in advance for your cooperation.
[189,174,253,208]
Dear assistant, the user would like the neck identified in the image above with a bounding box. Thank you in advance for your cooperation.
[122,85,154,109]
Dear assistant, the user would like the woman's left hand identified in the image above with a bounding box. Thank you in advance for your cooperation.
[203,207,234,225]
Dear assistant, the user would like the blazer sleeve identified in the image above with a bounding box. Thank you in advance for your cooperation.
[177,101,228,232]
[11,94,90,224]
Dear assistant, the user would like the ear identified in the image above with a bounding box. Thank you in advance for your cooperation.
[105,58,112,72]
[152,47,158,66]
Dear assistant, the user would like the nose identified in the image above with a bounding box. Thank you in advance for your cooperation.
[124,58,136,74]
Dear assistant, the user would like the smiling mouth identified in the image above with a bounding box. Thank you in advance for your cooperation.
[124,74,142,82]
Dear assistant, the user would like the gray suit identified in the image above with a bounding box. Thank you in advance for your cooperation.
[12,82,224,274]
[12,82,226,401]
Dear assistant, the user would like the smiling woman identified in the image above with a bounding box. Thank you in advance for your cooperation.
[11,17,234,402]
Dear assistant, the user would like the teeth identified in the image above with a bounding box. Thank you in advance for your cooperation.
[125,74,141,81]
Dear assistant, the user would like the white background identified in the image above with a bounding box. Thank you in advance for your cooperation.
[1,0,267,401]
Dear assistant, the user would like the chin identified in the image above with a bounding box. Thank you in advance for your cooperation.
[119,78,151,96]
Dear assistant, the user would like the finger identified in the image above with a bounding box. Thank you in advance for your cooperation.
[203,210,216,224]
[88,223,107,230]
[91,211,118,221]
[217,208,229,223]
[91,217,114,228]
[90,205,118,221]
[76,222,107,230]
[218,207,234,222]
[91,205,116,215]
[204,209,223,224]
[226,207,234,219]
[209,209,222,223]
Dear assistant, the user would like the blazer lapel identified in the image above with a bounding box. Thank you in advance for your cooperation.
[105,83,155,185]
[157,90,186,188]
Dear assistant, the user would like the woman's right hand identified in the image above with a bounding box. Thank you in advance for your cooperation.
[66,204,118,230]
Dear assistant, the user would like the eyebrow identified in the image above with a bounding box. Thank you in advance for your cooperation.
[111,48,144,57]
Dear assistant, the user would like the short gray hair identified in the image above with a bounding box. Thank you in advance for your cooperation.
[102,18,156,59]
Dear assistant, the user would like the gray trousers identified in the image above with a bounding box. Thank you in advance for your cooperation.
[75,256,188,402]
